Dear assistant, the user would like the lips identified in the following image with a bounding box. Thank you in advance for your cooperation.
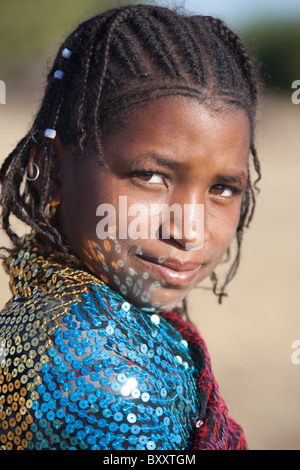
[136,254,203,286]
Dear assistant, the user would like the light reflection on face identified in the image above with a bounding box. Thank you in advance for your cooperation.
[57,97,250,311]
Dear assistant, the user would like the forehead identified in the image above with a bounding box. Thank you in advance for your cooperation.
[100,96,250,172]
[102,95,250,139]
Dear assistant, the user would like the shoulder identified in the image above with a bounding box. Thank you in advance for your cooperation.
[0,283,200,450]
[0,282,191,366]
[0,282,130,344]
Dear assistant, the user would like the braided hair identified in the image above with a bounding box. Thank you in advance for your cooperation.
[0,3,261,303]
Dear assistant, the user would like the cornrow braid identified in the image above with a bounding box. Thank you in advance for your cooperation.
[204,16,260,105]
[0,3,261,305]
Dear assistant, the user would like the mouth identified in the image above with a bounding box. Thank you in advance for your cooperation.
[136,253,203,286]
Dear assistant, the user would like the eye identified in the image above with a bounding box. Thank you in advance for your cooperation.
[134,171,166,185]
[209,185,236,198]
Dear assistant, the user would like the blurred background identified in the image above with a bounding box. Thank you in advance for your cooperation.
[0,0,299,450]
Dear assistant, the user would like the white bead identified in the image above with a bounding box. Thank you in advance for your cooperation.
[180,339,188,348]
[150,314,160,325]
[44,128,56,139]
[54,70,64,79]
[121,302,130,312]
[62,48,72,58]
[196,419,204,428]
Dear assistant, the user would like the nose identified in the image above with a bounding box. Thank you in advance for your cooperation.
[158,197,205,251]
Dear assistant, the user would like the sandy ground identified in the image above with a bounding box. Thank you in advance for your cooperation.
[0,91,299,450]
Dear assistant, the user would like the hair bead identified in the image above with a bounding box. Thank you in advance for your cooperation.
[62,48,72,59]
[54,70,64,80]
[44,128,56,139]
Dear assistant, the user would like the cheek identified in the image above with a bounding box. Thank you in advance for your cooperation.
[80,235,131,285]
[60,163,119,249]
[59,168,96,231]
[208,203,242,251]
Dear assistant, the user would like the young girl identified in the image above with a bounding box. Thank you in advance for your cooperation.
[0,3,261,450]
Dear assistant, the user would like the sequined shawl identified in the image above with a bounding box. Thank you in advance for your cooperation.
[0,232,248,450]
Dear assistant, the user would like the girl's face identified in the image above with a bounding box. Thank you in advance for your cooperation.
[55,97,250,311]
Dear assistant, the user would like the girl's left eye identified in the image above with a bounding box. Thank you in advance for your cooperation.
[209,185,236,198]
[134,172,166,185]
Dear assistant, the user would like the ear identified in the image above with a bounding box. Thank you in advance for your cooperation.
[28,135,68,206]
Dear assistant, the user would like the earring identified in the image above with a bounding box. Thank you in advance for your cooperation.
[24,163,40,181]
[44,204,56,219]
[44,196,59,219]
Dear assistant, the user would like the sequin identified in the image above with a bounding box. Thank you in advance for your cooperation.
[0,231,201,450]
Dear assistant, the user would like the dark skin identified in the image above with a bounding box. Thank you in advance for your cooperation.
[29,96,250,311]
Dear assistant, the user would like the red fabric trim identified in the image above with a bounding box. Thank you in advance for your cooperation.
[161,310,248,450]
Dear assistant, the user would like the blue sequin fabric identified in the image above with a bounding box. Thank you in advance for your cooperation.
[0,232,201,450]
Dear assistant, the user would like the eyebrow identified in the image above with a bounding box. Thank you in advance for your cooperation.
[132,153,248,186]
[132,153,182,169]
[214,172,248,188]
